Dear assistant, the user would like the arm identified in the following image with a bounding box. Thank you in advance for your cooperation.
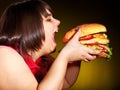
[41,55,81,89]
[63,61,81,89]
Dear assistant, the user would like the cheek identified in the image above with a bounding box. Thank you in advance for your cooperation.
[43,21,54,40]
[44,29,51,44]
[44,24,53,34]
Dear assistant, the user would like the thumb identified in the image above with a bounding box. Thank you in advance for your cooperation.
[72,28,81,41]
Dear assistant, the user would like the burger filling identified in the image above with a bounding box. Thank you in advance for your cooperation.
[79,33,112,59]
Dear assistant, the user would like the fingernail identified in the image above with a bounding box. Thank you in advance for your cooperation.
[77,27,80,32]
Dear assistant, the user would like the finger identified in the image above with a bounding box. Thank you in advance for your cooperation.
[83,58,89,62]
[72,28,81,41]
[86,54,97,60]
[88,49,102,55]
[81,52,96,60]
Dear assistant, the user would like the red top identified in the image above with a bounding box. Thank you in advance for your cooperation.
[24,54,53,83]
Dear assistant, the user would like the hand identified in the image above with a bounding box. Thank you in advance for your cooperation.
[61,29,101,62]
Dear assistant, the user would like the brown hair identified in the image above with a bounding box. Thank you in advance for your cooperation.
[0,0,52,54]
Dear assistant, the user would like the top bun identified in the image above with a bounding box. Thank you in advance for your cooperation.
[62,23,107,43]
[79,23,107,37]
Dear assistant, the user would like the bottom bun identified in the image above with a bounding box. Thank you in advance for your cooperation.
[98,51,108,58]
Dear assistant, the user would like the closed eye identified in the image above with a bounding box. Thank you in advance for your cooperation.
[46,18,52,21]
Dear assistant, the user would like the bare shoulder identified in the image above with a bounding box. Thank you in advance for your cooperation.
[0,46,25,66]
[0,46,21,58]
[0,46,25,65]
[0,46,37,90]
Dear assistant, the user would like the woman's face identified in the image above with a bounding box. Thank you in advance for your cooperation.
[42,10,60,54]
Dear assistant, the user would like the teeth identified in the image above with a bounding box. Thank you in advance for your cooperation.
[54,27,58,32]
[55,30,58,32]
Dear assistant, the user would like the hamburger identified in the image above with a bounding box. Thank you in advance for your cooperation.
[62,23,112,59]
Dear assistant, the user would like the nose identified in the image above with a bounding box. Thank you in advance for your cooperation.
[54,18,60,26]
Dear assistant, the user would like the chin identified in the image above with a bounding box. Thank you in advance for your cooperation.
[51,44,57,52]
[51,48,56,53]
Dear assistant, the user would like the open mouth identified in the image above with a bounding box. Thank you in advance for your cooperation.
[52,32,57,44]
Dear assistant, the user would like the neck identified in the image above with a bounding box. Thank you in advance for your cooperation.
[28,50,42,62]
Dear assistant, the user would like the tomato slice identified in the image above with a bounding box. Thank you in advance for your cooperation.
[79,34,94,41]
[99,45,108,52]
[85,42,98,46]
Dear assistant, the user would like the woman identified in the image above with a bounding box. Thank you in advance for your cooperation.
[0,0,101,90]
